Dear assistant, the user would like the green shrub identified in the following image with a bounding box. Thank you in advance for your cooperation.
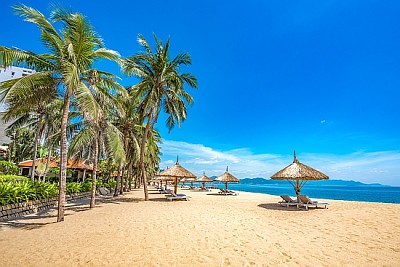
[81,181,92,192]
[0,180,92,206]
[66,182,82,194]
[0,174,29,183]
[96,179,104,187]
[106,180,116,189]
[0,161,18,175]
[0,181,36,205]
[33,182,58,200]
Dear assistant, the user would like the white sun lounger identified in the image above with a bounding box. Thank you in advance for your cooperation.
[298,195,329,210]
[278,195,298,207]
[165,189,191,201]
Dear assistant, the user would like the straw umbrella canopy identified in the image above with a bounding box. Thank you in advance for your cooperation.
[154,172,174,189]
[215,167,240,192]
[271,151,329,202]
[157,158,196,194]
[196,172,213,189]
[180,177,197,188]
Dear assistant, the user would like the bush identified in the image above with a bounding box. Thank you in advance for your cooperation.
[0,174,29,183]
[66,182,82,194]
[81,181,92,192]
[0,180,91,206]
[0,161,18,175]
[33,182,58,200]
[0,181,57,205]
[106,180,116,189]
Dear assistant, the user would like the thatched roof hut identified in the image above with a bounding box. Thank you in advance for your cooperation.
[196,172,213,189]
[197,172,213,183]
[157,159,196,194]
[271,151,328,202]
[215,167,240,191]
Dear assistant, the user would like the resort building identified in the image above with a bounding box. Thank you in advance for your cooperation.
[0,66,36,144]
[18,158,93,181]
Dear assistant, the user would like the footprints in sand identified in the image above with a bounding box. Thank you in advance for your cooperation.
[275,242,293,262]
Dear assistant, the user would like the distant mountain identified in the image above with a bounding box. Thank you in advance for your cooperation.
[238,177,388,187]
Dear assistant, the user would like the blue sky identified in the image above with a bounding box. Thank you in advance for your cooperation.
[1,1,399,185]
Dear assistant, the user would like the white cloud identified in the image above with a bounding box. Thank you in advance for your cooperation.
[159,139,400,186]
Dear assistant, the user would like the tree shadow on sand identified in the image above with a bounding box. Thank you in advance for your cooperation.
[206,193,238,196]
[257,203,306,212]
[96,195,141,205]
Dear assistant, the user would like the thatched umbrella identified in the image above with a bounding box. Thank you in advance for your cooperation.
[196,172,213,189]
[154,172,174,190]
[271,151,329,202]
[157,158,196,194]
[181,177,197,188]
[215,166,240,192]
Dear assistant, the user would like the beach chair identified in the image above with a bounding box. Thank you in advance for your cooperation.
[218,189,227,194]
[158,188,169,194]
[165,189,191,201]
[298,195,329,210]
[278,195,298,207]
[227,190,239,196]
[218,189,238,196]
[98,187,110,195]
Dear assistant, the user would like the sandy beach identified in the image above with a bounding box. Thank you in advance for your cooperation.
[1,187,399,267]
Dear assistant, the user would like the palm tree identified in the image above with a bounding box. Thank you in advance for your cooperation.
[0,67,58,181]
[122,34,197,200]
[112,93,141,192]
[0,5,120,222]
[69,71,126,208]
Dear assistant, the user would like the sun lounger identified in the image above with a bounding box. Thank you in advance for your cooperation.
[159,188,169,194]
[218,189,239,195]
[298,195,329,210]
[198,187,211,192]
[165,189,191,201]
[98,187,110,195]
[278,195,298,207]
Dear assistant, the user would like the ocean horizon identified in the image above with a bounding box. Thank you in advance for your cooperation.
[182,179,400,204]
[222,182,400,204]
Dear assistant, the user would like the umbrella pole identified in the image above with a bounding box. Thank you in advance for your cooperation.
[295,179,301,203]
[174,177,178,194]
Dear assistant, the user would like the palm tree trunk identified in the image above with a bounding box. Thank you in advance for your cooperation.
[57,91,71,222]
[82,168,87,182]
[43,143,53,182]
[30,122,41,181]
[119,164,125,194]
[90,135,99,208]
[139,112,154,201]
[114,162,122,197]
[128,162,133,191]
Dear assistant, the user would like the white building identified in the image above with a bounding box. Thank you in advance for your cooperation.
[0,66,36,144]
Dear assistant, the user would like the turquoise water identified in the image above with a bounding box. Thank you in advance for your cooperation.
[226,183,400,204]
[206,182,400,204]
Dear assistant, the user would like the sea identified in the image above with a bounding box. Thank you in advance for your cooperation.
[198,182,400,204]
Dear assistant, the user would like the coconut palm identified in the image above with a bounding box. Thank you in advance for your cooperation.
[0,5,120,222]
[0,70,58,181]
[122,34,197,200]
[6,127,35,163]
[68,73,126,208]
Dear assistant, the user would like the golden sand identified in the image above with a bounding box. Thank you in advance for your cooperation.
[1,187,399,266]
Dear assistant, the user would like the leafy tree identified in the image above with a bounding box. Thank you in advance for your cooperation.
[6,127,35,163]
[68,73,126,208]
[1,84,58,181]
[122,34,197,200]
[0,161,18,175]
[0,5,120,221]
